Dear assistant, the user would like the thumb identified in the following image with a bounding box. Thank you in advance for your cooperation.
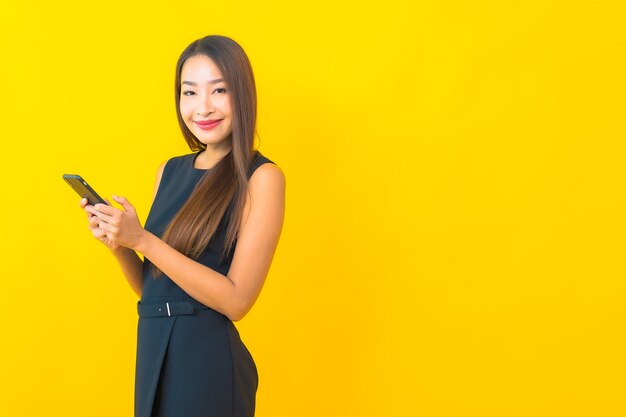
[112,195,134,212]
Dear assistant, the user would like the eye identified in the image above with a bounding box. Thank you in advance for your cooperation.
[182,90,195,96]
[213,88,226,94]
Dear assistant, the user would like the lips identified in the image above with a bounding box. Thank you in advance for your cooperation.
[195,119,223,130]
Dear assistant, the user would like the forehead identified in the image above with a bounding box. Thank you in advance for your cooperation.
[181,55,223,81]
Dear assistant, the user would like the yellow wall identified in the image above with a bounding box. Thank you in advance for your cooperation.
[1,1,625,416]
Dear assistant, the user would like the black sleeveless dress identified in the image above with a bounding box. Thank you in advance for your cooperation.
[134,150,275,417]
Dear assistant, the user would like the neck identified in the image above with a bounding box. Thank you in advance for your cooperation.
[196,142,232,168]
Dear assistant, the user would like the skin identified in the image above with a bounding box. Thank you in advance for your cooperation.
[81,54,286,321]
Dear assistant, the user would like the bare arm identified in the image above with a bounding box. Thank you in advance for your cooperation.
[89,163,286,321]
[110,247,143,298]
[137,163,285,321]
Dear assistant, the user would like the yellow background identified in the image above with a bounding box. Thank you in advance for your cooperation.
[1,1,625,416]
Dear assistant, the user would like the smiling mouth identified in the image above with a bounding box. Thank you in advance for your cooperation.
[195,119,223,130]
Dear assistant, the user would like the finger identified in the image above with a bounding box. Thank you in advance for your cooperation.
[88,204,117,222]
[88,219,105,234]
[92,228,107,239]
[88,219,102,232]
[92,203,120,216]
[97,221,115,234]
[84,206,95,220]
[85,206,101,220]
[89,215,103,228]
[81,199,94,220]
[112,195,134,212]
[91,210,116,225]
[89,215,98,226]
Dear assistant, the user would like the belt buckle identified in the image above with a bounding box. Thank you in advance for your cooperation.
[166,302,171,317]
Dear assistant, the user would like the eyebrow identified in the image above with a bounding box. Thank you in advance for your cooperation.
[181,78,225,86]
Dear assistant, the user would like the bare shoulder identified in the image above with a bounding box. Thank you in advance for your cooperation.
[249,163,286,192]
[240,163,285,230]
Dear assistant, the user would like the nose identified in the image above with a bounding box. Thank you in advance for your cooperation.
[196,92,215,116]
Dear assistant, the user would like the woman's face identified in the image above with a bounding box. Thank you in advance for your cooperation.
[179,54,233,148]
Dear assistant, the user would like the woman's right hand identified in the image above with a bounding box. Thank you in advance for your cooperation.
[80,197,121,251]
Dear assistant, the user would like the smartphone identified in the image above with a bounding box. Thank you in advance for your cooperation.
[62,174,109,206]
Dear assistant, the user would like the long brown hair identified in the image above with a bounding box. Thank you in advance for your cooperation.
[153,35,257,277]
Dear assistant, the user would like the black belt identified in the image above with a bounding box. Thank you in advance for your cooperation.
[137,301,195,318]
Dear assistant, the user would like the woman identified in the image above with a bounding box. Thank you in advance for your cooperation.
[81,35,285,417]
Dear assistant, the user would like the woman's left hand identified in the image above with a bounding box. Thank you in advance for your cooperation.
[85,195,146,251]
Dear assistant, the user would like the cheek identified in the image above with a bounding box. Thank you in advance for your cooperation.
[218,96,232,114]
[179,99,194,118]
